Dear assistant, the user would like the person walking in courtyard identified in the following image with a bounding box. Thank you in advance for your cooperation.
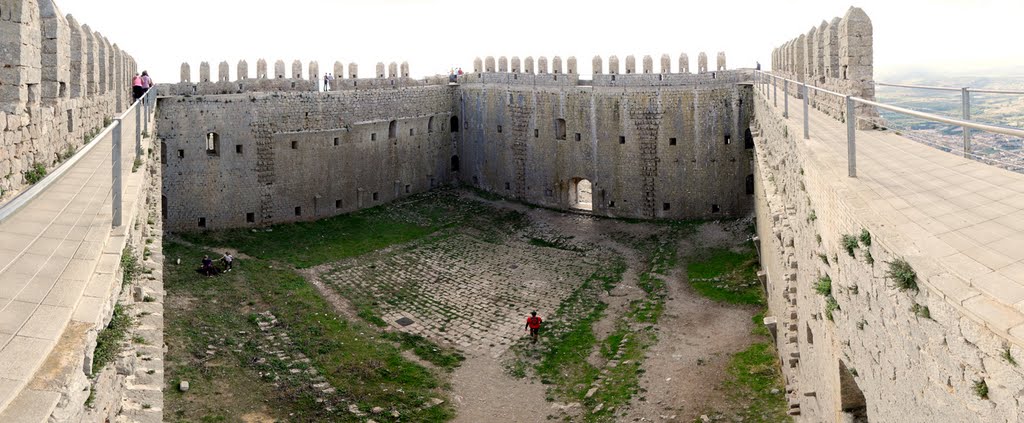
[525,311,542,343]
[201,255,214,277]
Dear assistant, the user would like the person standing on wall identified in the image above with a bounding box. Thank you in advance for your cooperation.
[140,71,154,93]
[525,311,542,343]
[131,73,144,101]
[323,73,330,91]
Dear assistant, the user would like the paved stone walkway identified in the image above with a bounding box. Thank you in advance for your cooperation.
[323,233,602,357]
[0,114,147,418]
[768,83,1024,345]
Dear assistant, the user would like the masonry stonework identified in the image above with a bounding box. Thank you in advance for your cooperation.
[0,0,136,201]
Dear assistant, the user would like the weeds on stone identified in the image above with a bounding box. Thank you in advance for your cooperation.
[886,258,918,291]
[132,157,143,173]
[818,253,829,266]
[824,297,840,321]
[92,304,133,376]
[121,246,141,287]
[1002,347,1017,366]
[973,379,989,399]
[864,250,874,265]
[807,210,817,223]
[815,234,822,245]
[856,320,866,330]
[23,162,47,184]
[814,276,832,296]
[849,285,859,295]
[687,245,764,305]
[911,303,930,319]
[841,234,858,257]
[859,229,872,247]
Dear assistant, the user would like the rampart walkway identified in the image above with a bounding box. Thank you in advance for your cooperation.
[761,79,1024,345]
[0,95,156,420]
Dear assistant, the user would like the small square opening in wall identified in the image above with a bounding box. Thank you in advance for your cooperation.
[663,203,671,211]
[246,212,254,223]
[669,138,677,146]
[609,201,616,208]
[574,133,581,141]
[371,133,377,141]
[409,128,414,136]
[294,206,302,216]
[177,149,184,158]
[534,129,539,138]
[198,217,206,228]
[372,192,379,201]
[724,135,731,145]
[505,182,510,190]
[335,199,342,209]
[497,125,502,133]
[291,141,298,149]
[712,204,721,213]
[235,144,243,154]
[333,137,340,146]
[619,136,626,144]
[405,184,411,193]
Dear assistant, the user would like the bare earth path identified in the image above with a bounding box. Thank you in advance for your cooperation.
[451,356,551,423]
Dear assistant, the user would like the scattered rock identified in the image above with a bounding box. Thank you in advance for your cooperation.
[770,388,780,395]
[179,381,189,392]
[593,403,604,413]
[700,415,711,423]
[371,406,384,414]
[585,387,598,398]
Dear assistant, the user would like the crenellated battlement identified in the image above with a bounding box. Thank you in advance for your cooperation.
[770,6,876,128]
[160,59,450,96]
[1,0,137,201]
[458,52,742,87]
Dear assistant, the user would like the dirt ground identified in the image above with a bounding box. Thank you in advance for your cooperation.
[438,200,759,422]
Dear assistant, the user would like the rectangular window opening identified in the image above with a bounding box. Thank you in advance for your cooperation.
[335,199,342,209]
[372,192,379,201]
[574,133,581,141]
[712,204,721,213]
[609,201,616,208]
[371,133,377,141]
[663,203,671,211]
[177,149,184,158]
[504,182,510,190]
[534,129,539,138]
[235,144,243,154]
[619,136,626,144]
[405,184,411,193]
[333,137,340,146]
[497,125,503,133]
[245,212,254,223]
[669,137,677,146]
[198,217,206,228]
[724,135,731,145]
[291,140,298,149]
[294,206,302,216]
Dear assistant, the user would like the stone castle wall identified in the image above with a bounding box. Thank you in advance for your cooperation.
[753,86,1024,422]
[456,68,754,220]
[0,0,136,201]
[769,7,878,129]
[158,86,456,231]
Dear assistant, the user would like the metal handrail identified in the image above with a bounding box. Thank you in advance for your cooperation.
[0,88,155,223]
[753,70,1024,177]
[851,97,1024,138]
[877,81,1024,95]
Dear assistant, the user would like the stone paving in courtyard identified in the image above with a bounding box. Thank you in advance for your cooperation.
[322,233,603,357]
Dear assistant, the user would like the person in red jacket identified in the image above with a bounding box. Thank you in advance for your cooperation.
[525,311,542,343]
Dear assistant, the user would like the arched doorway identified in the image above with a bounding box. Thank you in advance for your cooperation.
[570,178,593,211]
[450,155,460,172]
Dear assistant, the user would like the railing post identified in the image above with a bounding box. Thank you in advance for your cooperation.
[846,96,856,178]
[143,89,150,134]
[802,83,809,139]
[962,87,971,157]
[784,79,789,118]
[773,76,777,107]
[135,99,142,160]
[112,118,123,228]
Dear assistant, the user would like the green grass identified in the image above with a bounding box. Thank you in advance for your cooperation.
[687,246,764,305]
[383,331,465,370]
[723,342,790,421]
[182,189,526,268]
[886,258,918,291]
[842,234,859,257]
[814,275,832,296]
[121,246,141,287]
[93,304,133,376]
[23,162,47,185]
[164,239,456,422]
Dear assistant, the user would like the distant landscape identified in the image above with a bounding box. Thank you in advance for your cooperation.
[874,73,1024,172]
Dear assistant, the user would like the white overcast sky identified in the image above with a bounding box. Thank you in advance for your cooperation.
[56,0,1022,83]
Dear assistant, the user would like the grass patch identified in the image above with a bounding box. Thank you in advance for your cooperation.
[164,239,456,422]
[886,258,918,291]
[1002,347,1017,366]
[93,304,133,375]
[383,331,465,370]
[841,234,859,257]
[824,296,840,321]
[23,162,47,184]
[974,379,989,399]
[687,245,763,305]
[911,303,930,319]
[121,246,141,287]
[180,189,525,268]
[814,276,832,296]
[859,229,872,247]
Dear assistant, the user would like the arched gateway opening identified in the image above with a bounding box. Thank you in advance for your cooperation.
[569,178,593,211]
